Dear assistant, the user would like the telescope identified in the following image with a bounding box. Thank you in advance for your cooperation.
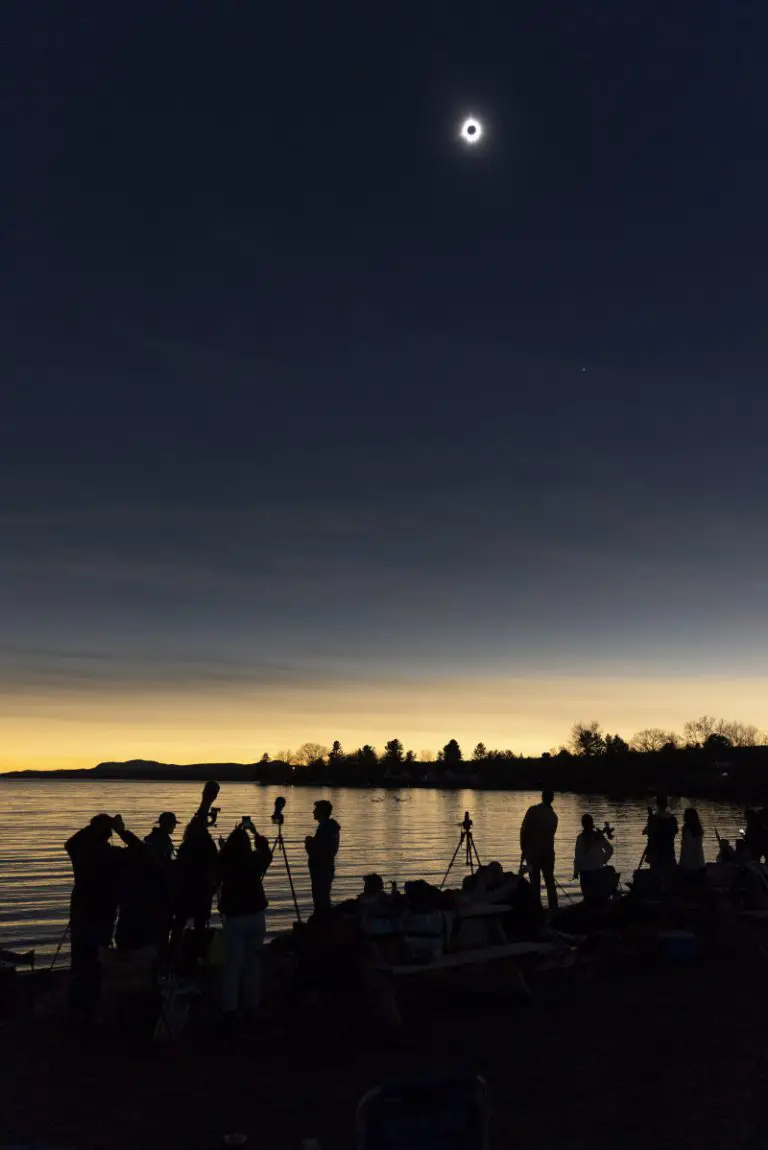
[268,795,301,923]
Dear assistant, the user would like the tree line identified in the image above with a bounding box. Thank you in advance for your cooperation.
[249,717,768,800]
[266,716,767,776]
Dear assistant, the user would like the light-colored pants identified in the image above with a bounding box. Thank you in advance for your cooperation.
[221,911,266,1014]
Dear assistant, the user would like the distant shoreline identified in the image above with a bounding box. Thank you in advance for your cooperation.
[2,754,767,803]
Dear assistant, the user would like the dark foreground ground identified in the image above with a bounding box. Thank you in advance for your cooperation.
[4,936,768,1150]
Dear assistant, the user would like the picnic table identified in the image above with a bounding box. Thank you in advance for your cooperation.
[382,939,558,977]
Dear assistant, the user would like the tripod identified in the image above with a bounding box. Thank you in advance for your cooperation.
[271,816,302,923]
[49,921,70,971]
[440,811,482,889]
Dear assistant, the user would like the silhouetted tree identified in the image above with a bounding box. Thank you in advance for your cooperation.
[441,739,463,768]
[717,720,759,747]
[419,749,435,763]
[275,748,297,765]
[631,728,677,753]
[383,738,404,766]
[404,749,415,766]
[357,745,379,770]
[682,716,761,750]
[328,740,344,765]
[705,732,732,756]
[604,734,629,757]
[296,742,329,767]
[570,721,606,757]
[259,752,270,765]
[683,716,718,748]
[472,742,488,761]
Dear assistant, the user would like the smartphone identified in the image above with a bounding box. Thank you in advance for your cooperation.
[356,1073,489,1150]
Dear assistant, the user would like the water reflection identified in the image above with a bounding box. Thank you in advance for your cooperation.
[0,779,745,960]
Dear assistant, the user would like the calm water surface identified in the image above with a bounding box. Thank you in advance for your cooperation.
[0,781,745,962]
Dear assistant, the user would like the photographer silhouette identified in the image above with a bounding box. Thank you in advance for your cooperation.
[573,813,618,904]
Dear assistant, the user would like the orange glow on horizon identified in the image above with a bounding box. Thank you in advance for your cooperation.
[3,674,768,772]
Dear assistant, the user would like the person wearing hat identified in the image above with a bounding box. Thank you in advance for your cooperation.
[304,800,341,917]
[145,812,178,867]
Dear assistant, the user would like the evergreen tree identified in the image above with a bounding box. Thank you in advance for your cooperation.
[442,739,463,768]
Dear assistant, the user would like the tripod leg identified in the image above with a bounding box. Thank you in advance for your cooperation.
[470,834,482,869]
[49,921,70,972]
[440,836,464,889]
[276,835,302,923]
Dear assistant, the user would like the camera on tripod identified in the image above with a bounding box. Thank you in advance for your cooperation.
[441,811,481,888]
[207,806,220,827]
[600,821,615,841]
[271,796,286,826]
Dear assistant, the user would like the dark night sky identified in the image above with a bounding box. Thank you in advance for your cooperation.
[3,1,768,767]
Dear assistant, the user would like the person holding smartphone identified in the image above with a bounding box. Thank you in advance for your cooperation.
[217,817,273,1020]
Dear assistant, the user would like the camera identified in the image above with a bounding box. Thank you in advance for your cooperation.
[208,806,220,827]
[271,796,287,826]
[601,821,615,840]
[459,811,473,833]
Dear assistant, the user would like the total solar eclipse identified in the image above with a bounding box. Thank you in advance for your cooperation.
[459,117,483,145]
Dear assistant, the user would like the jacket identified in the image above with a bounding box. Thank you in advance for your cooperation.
[574,830,613,876]
[306,818,341,870]
[218,836,273,918]
[66,825,142,928]
[520,804,558,859]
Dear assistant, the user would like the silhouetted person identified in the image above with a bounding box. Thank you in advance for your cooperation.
[679,807,705,873]
[143,813,178,967]
[65,813,143,1027]
[520,789,559,911]
[734,838,750,862]
[464,861,542,931]
[358,873,392,917]
[643,795,678,875]
[218,819,273,1019]
[172,781,221,965]
[363,873,385,897]
[573,814,615,902]
[145,812,177,866]
[115,836,166,953]
[717,837,736,863]
[305,800,340,917]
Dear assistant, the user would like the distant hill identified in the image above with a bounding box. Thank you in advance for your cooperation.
[1,759,262,781]
[5,747,768,801]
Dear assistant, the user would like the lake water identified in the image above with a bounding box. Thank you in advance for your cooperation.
[0,780,745,963]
